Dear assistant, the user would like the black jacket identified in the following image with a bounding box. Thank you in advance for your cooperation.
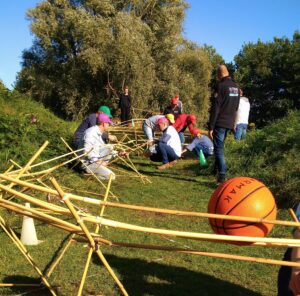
[209,77,240,130]
[119,93,131,109]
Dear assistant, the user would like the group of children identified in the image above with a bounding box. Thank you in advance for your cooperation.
[142,96,214,169]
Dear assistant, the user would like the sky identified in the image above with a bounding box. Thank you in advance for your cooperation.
[0,0,299,89]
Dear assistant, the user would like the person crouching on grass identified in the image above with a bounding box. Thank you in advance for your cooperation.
[147,117,182,170]
[182,131,214,159]
[82,113,128,180]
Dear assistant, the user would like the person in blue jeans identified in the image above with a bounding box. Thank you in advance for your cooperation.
[234,89,250,140]
[182,133,214,159]
[148,117,182,170]
[209,65,240,183]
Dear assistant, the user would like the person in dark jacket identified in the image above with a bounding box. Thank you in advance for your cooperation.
[119,85,131,124]
[209,65,240,184]
[73,106,113,149]
[164,96,182,118]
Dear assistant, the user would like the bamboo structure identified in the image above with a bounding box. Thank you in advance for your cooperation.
[1,144,300,295]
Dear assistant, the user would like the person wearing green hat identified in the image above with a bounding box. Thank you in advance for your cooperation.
[73,105,116,149]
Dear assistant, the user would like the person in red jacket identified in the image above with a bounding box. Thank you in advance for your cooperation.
[172,114,200,143]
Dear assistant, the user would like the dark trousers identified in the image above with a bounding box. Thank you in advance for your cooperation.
[213,127,230,177]
[277,248,293,296]
[150,142,179,164]
[121,107,131,123]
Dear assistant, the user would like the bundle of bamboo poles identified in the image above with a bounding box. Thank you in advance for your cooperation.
[1,143,300,296]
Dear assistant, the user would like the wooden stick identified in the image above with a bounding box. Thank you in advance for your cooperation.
[0,200,80,233]
[101,240,300,268]
[77,174,114,296]
[83,215,300,247]
[0,283,41,287]
[1,174,300,228]
[50,177,128,296]
[73,236,300,267]
[45,234,75,278]
[60,137,118,200]
[0,216,57,295]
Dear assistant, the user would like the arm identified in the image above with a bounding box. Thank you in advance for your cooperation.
[209,86,222,131]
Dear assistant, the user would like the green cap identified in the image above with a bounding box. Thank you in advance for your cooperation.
[98,105,112,118]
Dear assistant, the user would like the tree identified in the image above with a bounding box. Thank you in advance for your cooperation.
[16,0,212,122]
[234,32,300,126]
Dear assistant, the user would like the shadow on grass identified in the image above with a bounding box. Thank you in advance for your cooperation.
[1,275,54,295]
[92,254,260,296]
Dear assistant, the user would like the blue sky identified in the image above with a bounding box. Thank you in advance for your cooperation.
[0,0,299,89]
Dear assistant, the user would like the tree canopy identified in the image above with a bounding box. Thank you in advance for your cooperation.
[234,32,300,126]
[16,0,213,122]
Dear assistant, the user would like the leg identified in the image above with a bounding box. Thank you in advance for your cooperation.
[241,124,248,139]
[179,132,185,144]
[85,163,116,180]
[120,108,126,123]
[157,142,178,164]
[125,108,131,122]
[142,123,154,140]
[150,150,163,162]
[213,127,228,181]
[234,123,243,140]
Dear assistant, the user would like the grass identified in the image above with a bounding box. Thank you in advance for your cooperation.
[0,85,298,295]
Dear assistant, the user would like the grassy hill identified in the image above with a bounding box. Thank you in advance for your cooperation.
[0,84,299,295]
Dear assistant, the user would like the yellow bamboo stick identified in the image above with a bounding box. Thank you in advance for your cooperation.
[50,177,128,296]
[0,198,81,233]
[83,215,300,247]
[1,173,300,228]
[45,234,75,278]
[0,283,41,287]
[0,216,57,296]
[60,137,118,200]
[97,240,300,268]
[77,174,114,296]
[6,148,85,176]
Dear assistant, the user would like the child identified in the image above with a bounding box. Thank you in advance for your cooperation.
[182,132,214,158]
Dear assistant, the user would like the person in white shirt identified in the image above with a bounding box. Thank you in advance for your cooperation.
[148,117,182,169]
[234,89,250,140]
[142,114,175,141]
[82,113,127,180]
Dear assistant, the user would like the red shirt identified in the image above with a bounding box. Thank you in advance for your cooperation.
[172,114,198,136]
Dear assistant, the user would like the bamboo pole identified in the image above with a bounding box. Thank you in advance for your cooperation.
[77,174,114,296]
[83,215,300,247]
[45,234,75,278]
[15,141,49,179]
[72,235,300,267]
[50,177,128,296]
[0,216,57,296]
[1,173,300,229]
[0,198,82,233]
[99,240,300,268]
[60,137,118,200]
[0,283,41,287]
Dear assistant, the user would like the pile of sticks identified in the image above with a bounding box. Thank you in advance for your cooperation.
[0,143,300,295]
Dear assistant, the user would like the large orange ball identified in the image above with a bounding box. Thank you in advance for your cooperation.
[208,177,277,238]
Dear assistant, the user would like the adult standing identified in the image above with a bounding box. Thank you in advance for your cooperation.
[119,85,131,124]
[234,89,250,140]
[209,65,240,184]
[73,105,113,149]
